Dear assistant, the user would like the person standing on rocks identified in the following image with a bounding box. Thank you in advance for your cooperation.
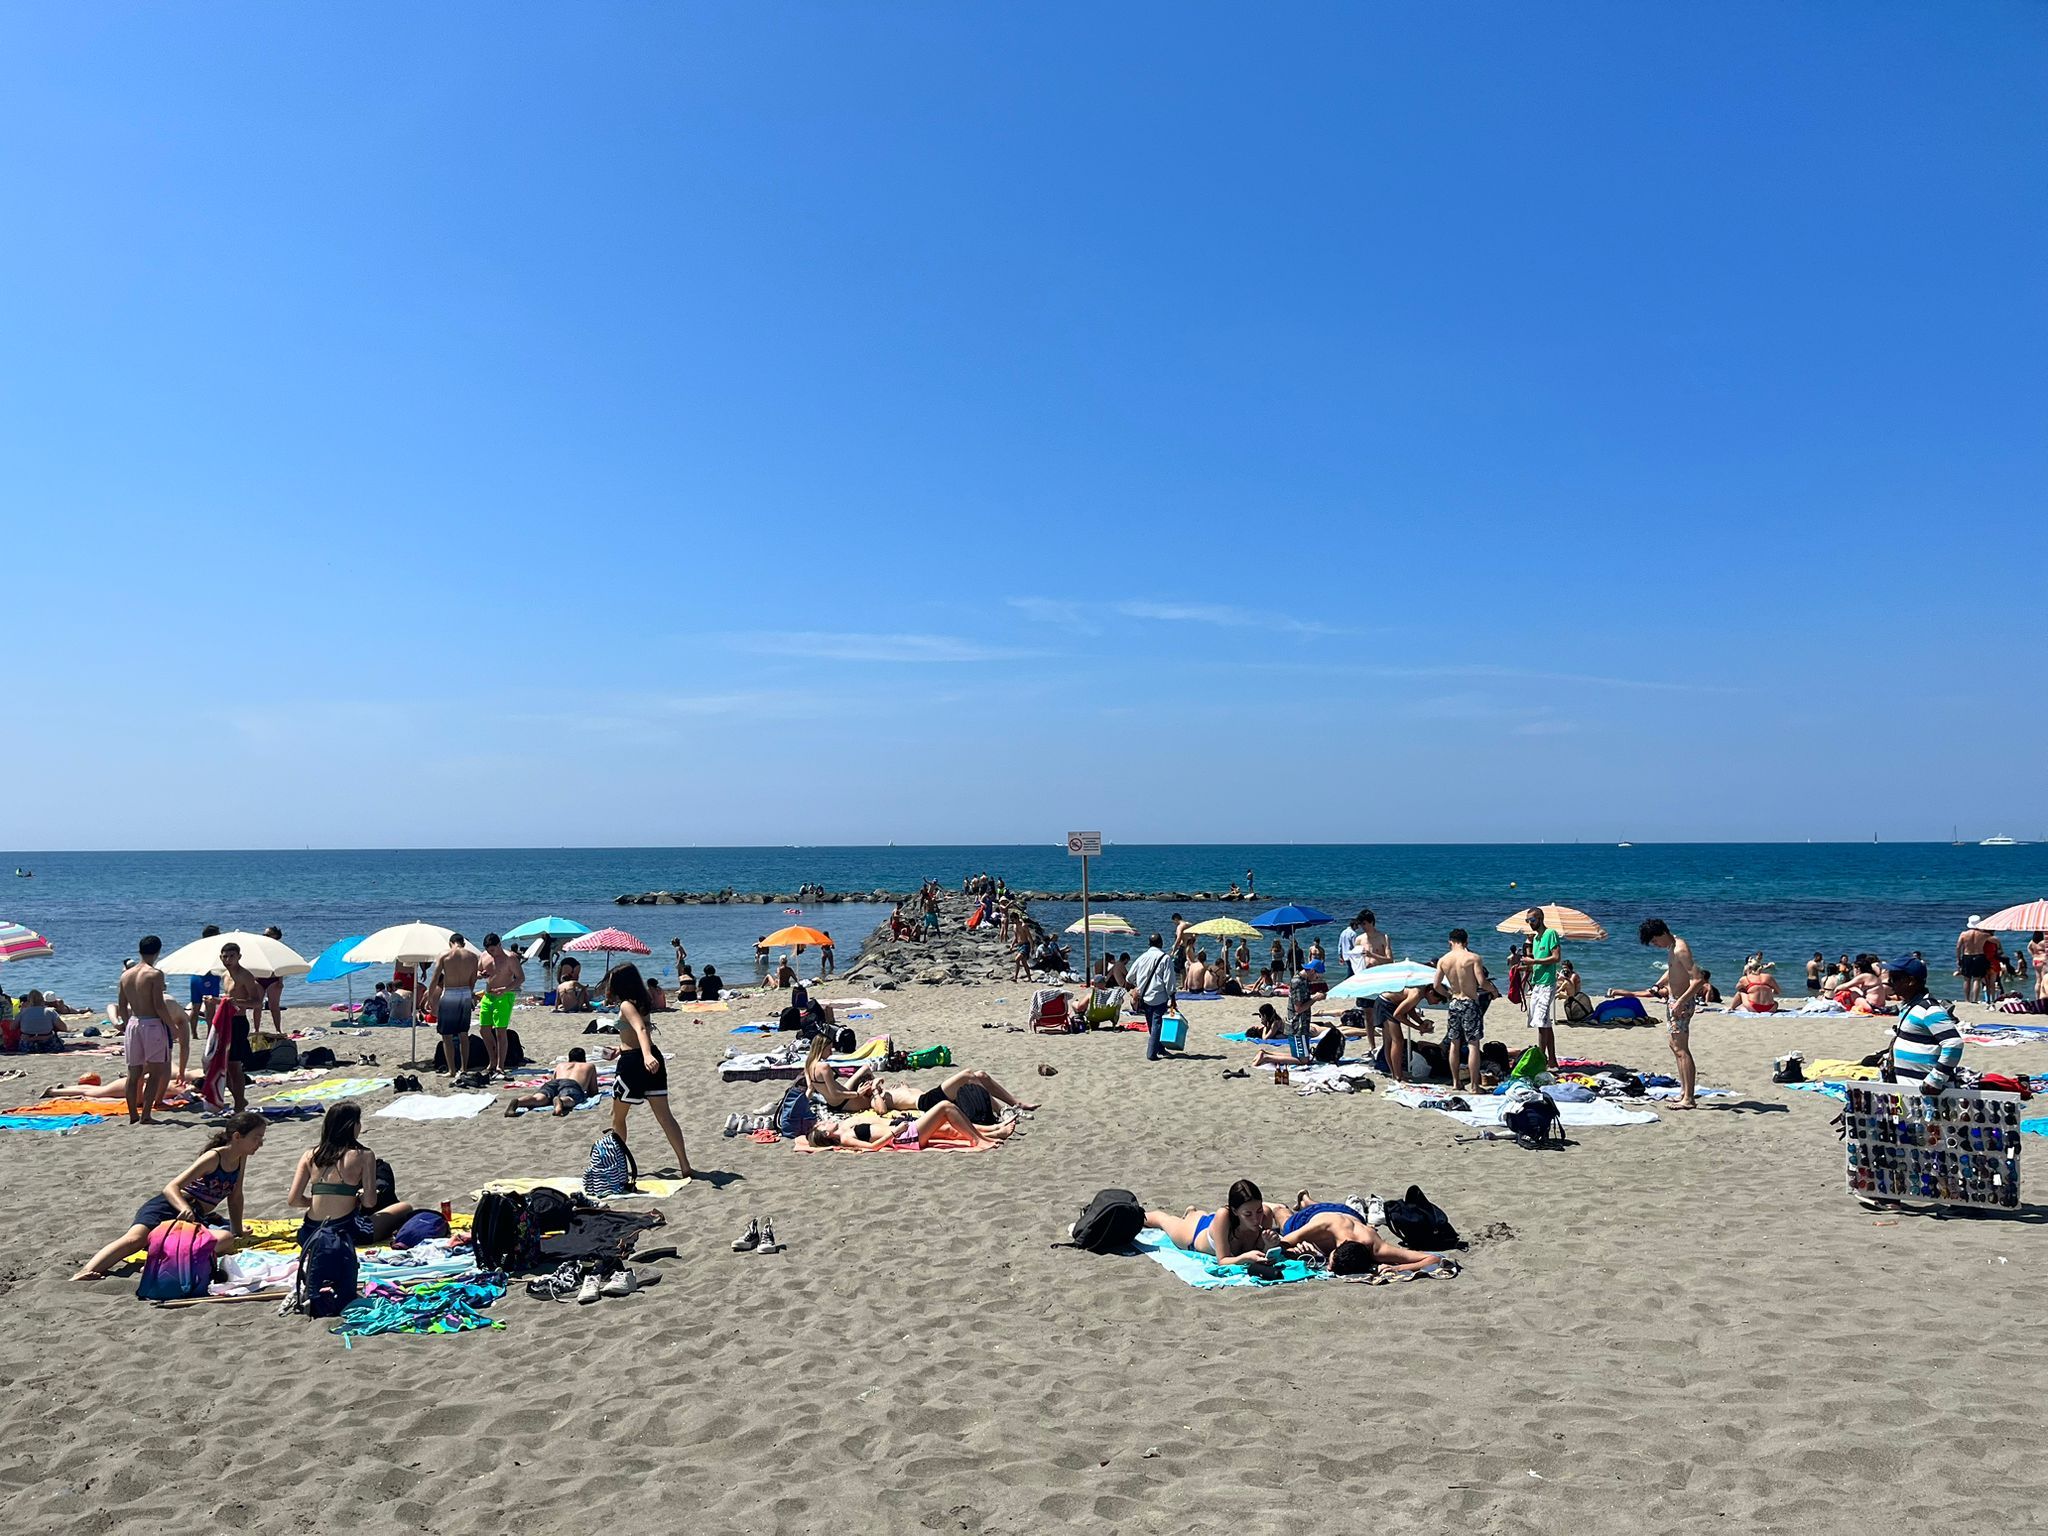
[1171,914,1194,985]
[1129,934,1178,1062]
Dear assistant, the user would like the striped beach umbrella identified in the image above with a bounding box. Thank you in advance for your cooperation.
[564,926,652,982]
[1979,900,2048,933]
[0,922,53,963]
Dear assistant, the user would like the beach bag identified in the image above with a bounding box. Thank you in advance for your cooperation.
[1311,1026,1346,1064]
[298,1218,360,1317]
[472,1190,541,1271]
[360,994,390,1026]
[136,1217,217,1302]
[524,1186,577,1233]
[582,1130,638,1199]
[1564,992,1593,1023]
[903,1045,952,1070]
[775,1082,820,1139]
[1062,1188,1145,1253]
[1382,1185,1462,1249]
[1502,1089,1564,1148]
[1508,1046,1549,1080]
[301,1046,337,1069]
[263,1038,300,1071]
[391,1210,450,1249]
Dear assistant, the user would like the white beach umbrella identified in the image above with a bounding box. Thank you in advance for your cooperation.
[157,930,311,980]
[346,923,458,966]
[1327,960,1438,999]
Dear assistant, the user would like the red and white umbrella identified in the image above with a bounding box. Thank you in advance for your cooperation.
[564,926,651,980]
[1978,900,2048,933]
[0,922,53,964]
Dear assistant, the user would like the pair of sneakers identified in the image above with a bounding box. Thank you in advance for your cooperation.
[525,1260,660,1303]
[723,1112,775,1137]
[731,1216,783,1254]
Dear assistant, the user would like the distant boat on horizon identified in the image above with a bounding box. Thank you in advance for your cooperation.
[1980,834,2022,847]
[1616,842,1633,848]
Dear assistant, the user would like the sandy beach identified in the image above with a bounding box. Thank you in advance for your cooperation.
[1,977,2043,1535]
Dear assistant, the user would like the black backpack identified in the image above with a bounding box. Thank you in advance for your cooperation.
[298,1217,360,1318]
[1382,1184,1463,1250]
[472,1190,541,1272]
[1503,1093,1565,1148]
[1061,1188,1145,1253]
[1311,1026,1346,1064]
[525,1185,576,1235]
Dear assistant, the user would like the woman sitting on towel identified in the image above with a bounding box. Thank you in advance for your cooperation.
[863,1067,1038,1123]
[802,1033,883,1112]
[1276,1205,1446,1276]
[1730,962,1781,1014]
[1142,1179,1289,1267]
[797,1101,1015,1152]
[1247,1003,1289,1039]
[71,1112,268,1280]
[287,1102,416,1244]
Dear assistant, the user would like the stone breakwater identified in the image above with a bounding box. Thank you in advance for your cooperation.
[842,892,1033,986]
[612,887,1264,907]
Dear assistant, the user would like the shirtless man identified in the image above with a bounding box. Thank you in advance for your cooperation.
[1639,918,1700,1109]
[1381,984,1440,1082]
[1435,928,1497,1094]
[427,934,484,1079]
[1346,909,1392,976]
[1276,1206,1445,1276]
[1171,913,1194,983]
[1956,920,1991,1004]
[2032,932,2048,1004]
[477,933,525,1078]
[219,940,265,1112]
[115,936,177,1124]
[503,1047,600,1117]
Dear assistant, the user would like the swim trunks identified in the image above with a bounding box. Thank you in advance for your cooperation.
[1960,955,1990,979]
[436,987,475,1035]
[1446,997,1485,1046]
[479,991,514,1032]
[539,1078,589,1107]
[1281,1201,1356,1237]
[611,1047,668,1104]
[123,1016,170,1067]
[1525,982,1557,1030]
[1667,996,1696,1035]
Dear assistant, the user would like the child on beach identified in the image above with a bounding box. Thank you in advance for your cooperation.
[71,1111,268,1280]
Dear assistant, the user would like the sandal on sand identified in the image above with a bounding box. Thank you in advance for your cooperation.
[1222,1068,1249,1079]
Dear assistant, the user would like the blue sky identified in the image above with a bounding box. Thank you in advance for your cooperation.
[5,3,2044,849]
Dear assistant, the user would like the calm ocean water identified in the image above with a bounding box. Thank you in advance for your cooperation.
[2,843,2042,1010]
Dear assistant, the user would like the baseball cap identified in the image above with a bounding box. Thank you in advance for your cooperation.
[1885,955,1928,983]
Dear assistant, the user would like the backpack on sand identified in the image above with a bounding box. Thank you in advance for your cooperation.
[775,1082,819,1140]
[1058,1188,1145,1253]
[472,1190,541,1271]
[297,1217,360,1318]
[137,1217,218,1302]
[1502,1089,1565,1148]
[1382,1184,1463,1249]
[582,1130,638,1199]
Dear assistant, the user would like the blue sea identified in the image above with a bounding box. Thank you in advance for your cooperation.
[2,843,2042,1010]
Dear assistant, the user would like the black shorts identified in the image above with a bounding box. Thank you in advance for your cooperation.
[611,1047,668,1104]
[916,1085,948,1113]
[1960,955,1990,979]
[226,1011,256,1067]
[436,993,476,1035]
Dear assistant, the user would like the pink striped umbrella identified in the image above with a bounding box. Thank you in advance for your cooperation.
[563,926,651,982]
[0,922,53,963]
[1978,900,2048,933]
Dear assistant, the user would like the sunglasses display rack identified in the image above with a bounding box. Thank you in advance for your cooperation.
[1843,1082,2022,1211]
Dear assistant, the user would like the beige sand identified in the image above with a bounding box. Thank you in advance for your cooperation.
[4,984,2046,1534]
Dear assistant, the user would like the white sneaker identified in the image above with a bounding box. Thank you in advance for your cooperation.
[599,1269,637,1298]
[575,1273,602,1305]
[723,1113,742,1137]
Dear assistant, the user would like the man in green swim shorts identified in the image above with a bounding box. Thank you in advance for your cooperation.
[479,933,525,1079]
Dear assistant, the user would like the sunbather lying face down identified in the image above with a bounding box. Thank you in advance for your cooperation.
[1277,1209,1442,1275]
[798,1101,1014,1151]
[863,1068,1038,1120]
[1142,1179,1289,1266]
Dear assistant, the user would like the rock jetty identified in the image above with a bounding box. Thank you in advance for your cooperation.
[613,889,909,906]
[841,891,1035,987]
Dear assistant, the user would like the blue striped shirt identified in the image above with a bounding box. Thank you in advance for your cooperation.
[1890,999,1962,1092]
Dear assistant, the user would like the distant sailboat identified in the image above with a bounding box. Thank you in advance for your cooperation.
[11,868,28,878]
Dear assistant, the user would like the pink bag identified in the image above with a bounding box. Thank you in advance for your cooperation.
[137,1217,217,1301]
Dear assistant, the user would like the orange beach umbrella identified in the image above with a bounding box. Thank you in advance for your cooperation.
[1496,904,1608,941]
[762,925,831,948]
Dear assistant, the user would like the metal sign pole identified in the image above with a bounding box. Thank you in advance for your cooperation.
[1081,852,1091,981]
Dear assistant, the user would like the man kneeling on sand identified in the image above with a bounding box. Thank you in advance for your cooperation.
[503,1048,599,1117]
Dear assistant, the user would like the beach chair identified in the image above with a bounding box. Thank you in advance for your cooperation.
[1029,988,1076,1034]
[1079,986,1124,1028]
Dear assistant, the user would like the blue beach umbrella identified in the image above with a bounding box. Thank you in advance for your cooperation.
[1327,960,1437,999]
[1249,904,1335,933]
[503,916,591,941]
[307,935,372,1019]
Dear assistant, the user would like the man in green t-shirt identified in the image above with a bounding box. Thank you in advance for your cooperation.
[1524,908,1561,1068]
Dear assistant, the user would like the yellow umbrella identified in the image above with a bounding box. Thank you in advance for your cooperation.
[1066,913,1135,935]
[1189,916,1261,939]
[1496,904,1608,941]
[762,925,831,948]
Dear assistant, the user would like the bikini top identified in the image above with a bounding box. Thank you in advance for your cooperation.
[183,1159,242,1209]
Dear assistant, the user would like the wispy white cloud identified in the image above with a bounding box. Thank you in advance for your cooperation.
[1006,596,1095,633]
[1114,600,1344,636]
[728,631,1042,663]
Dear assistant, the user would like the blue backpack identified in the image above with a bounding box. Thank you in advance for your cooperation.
[582,1130,638,1198]
[775,1083,819,1140]
[299,1218,360,1319]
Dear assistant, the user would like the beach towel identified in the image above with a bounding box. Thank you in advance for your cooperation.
[718,1051,805,1082]
[1385,1085,1659,1127]
[820,999,884,1011]
[468,1174,694,1201]
[268,1078,385,1105]
[675,1000,729,1013]
[200,999,234,1108]
[373,1092,495,1121]
[0,1112,101,1131]
[810,1110,992,1152]
[2020,1118,2048,1140]
[1803,1059,1882,1082]
[1136,1230,1324,1289]
[730,1022,781,1035]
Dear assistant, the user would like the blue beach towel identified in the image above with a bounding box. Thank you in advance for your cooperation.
[1136,1230,1325,1289]
[0,1113,102,1132]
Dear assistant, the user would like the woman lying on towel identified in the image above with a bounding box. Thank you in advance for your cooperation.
[1142,1179,1292,1267]
[797,1102,1015,1152]
[70,1112,268,1280]
[1276,1205,1446,1276]
[863,1067,1037,1123]
[287,1102,417,1244]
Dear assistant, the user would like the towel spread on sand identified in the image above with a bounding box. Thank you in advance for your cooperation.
[674,1000,729,1012]
[6,1096,192,1118]
[821,998,885,1010]
[1386,1085,1660,1126]
[0,1113,102,1131]
[1803,1059,1883,1081]
[803,1110,992,1152]
[268,1078,386,1104]
[468,1175,695,1200]
[373,1092,496,1121]
[1136,1230,1324,1289]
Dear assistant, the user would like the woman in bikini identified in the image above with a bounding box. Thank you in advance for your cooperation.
[287,1101,416,1244]
[797,1101,1015,1152]
[606,964,694,1180]
[1142,1179,1290,1267]
[862,1067,1037,1122]
[801,1033,882,1112]
[71,1111,267,1279]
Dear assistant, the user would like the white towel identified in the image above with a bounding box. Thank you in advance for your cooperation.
[373,1092,496,1121]
[1386,1085,1660,1127]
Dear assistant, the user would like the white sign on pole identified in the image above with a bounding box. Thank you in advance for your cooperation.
[1066,831,1102,857]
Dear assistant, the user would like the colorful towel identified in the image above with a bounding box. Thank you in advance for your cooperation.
[333,1274,507,1337]
[1136,1230,1324,1289]
[268,1078,385,1105]
[0,1113,101,1131]
[373,1092,495,1121]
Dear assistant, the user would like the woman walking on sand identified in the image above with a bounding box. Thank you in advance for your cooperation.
[606,964,694,1180]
